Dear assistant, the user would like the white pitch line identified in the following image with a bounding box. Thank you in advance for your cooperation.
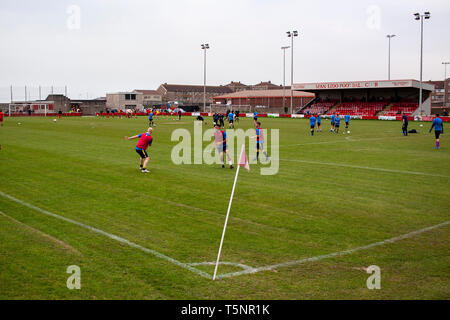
[0,191,211,279]
[280,158,450,179]
[188,261,256,271]
[216,220,450,279]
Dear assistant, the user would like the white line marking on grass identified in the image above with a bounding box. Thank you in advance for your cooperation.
[188,261,256,271]
[216,221,450,279]
[0,191,211,279]
[280,159,450,179]
[0,210,82,256]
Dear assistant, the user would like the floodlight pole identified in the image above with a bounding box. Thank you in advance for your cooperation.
[287,30,298,114]
[419,17,423,114]
[443,62,449,108]
[281,46,290,111]
[414,12,430,115]
[201,44,209,112]
[387,35,395,80]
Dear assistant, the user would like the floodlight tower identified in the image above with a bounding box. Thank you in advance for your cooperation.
[287,30,298,114]
[386,35,396,80]
[281,46,290,111]
[414,11,430,114]
[201,43,210,112]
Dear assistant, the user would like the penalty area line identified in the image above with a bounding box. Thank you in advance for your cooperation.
[216,220,450,279]
[0,191,211,279]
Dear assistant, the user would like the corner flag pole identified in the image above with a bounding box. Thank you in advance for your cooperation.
[213,145,246,280]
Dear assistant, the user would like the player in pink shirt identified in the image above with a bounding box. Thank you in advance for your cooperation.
[125,127,153,173]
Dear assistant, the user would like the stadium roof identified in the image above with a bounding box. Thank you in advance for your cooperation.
[292,79,434,92]
[213,89,314,99]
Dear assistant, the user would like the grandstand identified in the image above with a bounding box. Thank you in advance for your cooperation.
[293,80,435,116]
[330,101,387,116]
[379,102,419,116]
[302,100,336,115]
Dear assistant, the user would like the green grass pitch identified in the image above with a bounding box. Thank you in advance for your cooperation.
[0,115,448,299]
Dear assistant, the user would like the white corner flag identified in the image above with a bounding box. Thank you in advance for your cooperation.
[213,145,249,280]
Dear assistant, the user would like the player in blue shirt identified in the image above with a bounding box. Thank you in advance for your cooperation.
[317,114,322,132]
[330,114,336,132]
[334,115,341,133]
[253,111,258,124]
[228,111,235,128]
[214,124,234,168]
[429,114,444,149]
[309,115,316,136]
[345,114,350,131]
[251,122,269,162]
[148,110,154,127]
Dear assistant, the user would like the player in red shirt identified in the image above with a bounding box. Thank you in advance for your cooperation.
[0,111,4,127]
[125,127,153,173]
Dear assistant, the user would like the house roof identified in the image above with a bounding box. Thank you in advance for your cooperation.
[159,83,233,94]
[214,89,314,99]
[134,90,160,95]
[225,81,249,87]
[252,81,282,89]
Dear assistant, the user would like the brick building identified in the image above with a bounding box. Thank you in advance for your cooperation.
[133,89,163,107]
[106,92,144,111]
[224,81,249,92]
[156,83,233,104]
[426,79,450,108]
[43,94,106,114]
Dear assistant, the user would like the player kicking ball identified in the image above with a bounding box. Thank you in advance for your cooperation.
[125,127,153,173]
[214,124,234,169]
[344,114,350,133]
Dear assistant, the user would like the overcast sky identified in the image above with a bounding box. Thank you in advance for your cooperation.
[0,0,449,101]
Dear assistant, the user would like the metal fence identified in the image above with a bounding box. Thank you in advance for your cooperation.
[0,86,67,103]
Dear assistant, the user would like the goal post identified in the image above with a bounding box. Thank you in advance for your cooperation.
[7,101,54,116]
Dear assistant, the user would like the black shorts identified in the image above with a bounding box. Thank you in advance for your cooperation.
[136,149,149,159]
[229,119,233,123]
[253,117,257,121]
[345,122,349,126]
[310,125,315,129]
[335,124,340,128]
[435,130,442,139]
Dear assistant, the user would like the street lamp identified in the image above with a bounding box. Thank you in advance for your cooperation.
[201,43,210,112]
[414,11,430,115]
[443,62,450,108]
[281,46,290,112]
[287,30,298,114]
[386,34,396,80]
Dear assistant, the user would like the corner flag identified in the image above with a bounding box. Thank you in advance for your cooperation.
[213,144,249,280]
[238,144,250,172]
